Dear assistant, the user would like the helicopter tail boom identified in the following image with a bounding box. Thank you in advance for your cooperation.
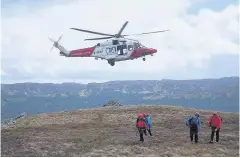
[68,47,96,57]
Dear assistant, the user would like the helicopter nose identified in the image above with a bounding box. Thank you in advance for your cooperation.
[149,48,157,53]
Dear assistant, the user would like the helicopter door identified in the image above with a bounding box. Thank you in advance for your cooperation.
[117,44,127,55]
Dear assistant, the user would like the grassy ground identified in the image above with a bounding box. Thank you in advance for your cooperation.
[1,105,239,156]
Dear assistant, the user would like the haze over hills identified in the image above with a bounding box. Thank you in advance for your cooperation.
[1,76,239,120]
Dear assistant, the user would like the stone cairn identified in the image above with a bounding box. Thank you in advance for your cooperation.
[103,100,123,107]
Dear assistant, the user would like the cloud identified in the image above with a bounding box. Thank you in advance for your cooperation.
[1,0,239,83]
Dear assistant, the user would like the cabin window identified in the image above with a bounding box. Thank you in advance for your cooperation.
[128,45,133,51]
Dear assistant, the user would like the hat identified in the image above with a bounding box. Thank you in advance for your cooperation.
[213,112,218,115]
[194,112,200,117]
[138,113,143,119]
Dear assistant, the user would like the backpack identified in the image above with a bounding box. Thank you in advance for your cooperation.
[145,116,152,126]
[137,118,146,128]
[189,115,198,126]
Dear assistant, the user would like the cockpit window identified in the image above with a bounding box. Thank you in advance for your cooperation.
[133,42,146,49]
[133,42,140,49]
[140,43,146,48]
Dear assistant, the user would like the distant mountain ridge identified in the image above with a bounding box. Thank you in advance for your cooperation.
[1,76,239,120]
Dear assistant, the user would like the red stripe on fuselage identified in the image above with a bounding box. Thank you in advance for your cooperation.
[69,47,95,57]
[130,48,157,58]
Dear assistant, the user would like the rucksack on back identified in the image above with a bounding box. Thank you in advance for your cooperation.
[146,116,152,126]
[137,119,146,128]
[190,116,198,125]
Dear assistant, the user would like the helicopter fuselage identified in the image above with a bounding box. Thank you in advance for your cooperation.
[63,38,157,66]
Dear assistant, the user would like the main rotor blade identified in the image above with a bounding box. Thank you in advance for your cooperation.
[57,35,62,41]
[84,36,113,41]
[123,37,139,42]
[123,30,170,36]
[117,21,128,36]
[70,28,115,37]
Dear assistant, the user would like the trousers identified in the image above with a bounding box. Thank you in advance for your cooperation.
[211,127,220,142]
[190,125,198,143]
[138,128,146,142]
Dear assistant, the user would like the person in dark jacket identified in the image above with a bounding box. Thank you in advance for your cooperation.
[185,112,202,144]
[208,112,222,143]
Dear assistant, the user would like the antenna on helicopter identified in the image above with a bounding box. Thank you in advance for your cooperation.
[70,21,169,41]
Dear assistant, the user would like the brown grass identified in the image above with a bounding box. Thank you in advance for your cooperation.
[1,105,239,157]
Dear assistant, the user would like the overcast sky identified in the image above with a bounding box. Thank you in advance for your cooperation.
[1,0,239,84]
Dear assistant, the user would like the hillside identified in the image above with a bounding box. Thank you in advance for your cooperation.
[1,77,239,120]
[1,105,239,157]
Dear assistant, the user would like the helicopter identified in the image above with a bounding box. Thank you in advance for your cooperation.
[49,21,169,66]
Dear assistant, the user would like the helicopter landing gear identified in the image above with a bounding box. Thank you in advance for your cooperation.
[110,62,115,66]
[143,57,146,61]
[108,60,115,66]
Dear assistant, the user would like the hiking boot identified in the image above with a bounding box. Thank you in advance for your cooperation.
[209,141,214,144]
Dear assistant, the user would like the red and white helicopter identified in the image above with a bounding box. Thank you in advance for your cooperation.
[49,21,169,66]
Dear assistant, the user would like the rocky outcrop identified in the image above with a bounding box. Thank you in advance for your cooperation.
[2,112,26,125]
[103,100,123,107]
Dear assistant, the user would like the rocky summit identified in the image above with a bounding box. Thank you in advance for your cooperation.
[103,100,123,107]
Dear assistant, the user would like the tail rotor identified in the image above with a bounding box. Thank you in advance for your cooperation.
[48,34,63,52]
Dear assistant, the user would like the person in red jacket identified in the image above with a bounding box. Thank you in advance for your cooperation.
[136,113,147,142]
[208,112,222,143]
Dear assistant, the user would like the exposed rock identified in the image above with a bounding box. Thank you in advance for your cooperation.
[103,100,123,107]
[2,112,27,125]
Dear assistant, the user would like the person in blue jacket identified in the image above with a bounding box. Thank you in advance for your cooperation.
[185,112,202,144]
[143,113,153,136]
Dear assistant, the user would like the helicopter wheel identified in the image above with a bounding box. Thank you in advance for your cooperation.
[143,57,146,61]
[109,62,115,66]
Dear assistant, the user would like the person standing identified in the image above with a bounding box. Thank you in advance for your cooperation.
[208,112,222,143]
[136,113,147,142]
[143,113,153,136]
[185,112,202,144]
